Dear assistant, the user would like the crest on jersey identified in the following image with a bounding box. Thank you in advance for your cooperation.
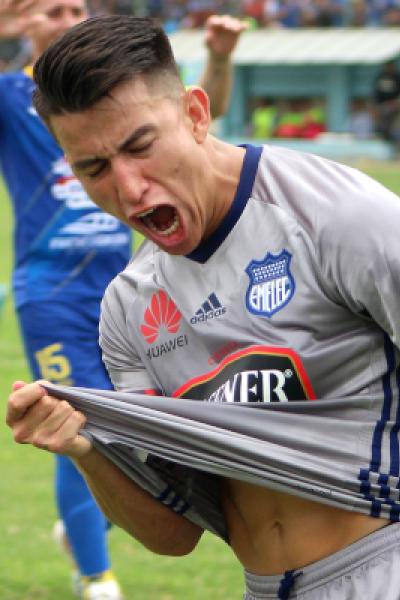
[245,250,295,317]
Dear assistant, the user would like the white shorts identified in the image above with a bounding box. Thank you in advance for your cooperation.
[243,522,400,599]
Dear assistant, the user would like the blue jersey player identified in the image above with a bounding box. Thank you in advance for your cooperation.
[0,3,246,598]
[0,1,128,598]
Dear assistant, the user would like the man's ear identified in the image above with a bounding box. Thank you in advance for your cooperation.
[184,86,211,143]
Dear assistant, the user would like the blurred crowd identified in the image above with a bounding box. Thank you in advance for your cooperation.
[99,0,400,29]
[249,98,327,139]
[89,0,400,29]
[1,1,400,144]
[248,60,400,145]
[2,0,400,70]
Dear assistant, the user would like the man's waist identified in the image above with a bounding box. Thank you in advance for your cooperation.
[221,480,389,575]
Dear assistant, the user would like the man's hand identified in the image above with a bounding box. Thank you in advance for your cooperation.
[6,380,92,458]
[204,14,248,59]
[0,0,52,38]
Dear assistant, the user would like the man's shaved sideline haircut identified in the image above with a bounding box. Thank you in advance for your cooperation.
[33,15,183,122]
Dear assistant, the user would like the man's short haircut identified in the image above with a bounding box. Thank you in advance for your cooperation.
[33,15,182,122]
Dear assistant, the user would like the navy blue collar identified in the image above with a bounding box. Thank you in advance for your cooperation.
[186,144,262,263]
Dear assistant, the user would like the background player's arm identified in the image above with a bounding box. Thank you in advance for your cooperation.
[199,15,247,119]
[0,0,26,37]
[6,381,204,555]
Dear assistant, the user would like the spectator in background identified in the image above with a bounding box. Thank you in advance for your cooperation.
[181,0,218,27]
[274,98,326,139]
[241,0,303,28]
[263,0,283,26]
[372,60,400,144]
[153,0,186,32]
[347,0,369,25]
[277,0,303,27]
[305,0,344,26]
[368,0,400,25]
[274,99,305,137]
[301,100,326,138]
[250,97,278,138]
[345,98,374,139]
[241,0,269,27]
[382,0,400,25]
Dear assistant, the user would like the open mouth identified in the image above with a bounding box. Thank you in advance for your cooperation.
[137,205,179,237]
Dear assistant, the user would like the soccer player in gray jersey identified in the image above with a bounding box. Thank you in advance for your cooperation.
[6,15,400,600]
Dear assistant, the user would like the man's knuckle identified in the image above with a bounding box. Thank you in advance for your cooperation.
[42,395,55,408]
[61,400,74,414]
[7,397,18,412]
[31,433,46,448]
[13,428,28,444]
[50,440,64,454]
[73,411,86,426]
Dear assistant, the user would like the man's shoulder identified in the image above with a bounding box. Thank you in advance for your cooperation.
[104,240,157,301]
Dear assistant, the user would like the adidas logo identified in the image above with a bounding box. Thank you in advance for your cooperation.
[190,293,226,325]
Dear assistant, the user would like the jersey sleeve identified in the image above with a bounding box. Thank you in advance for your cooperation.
[100,282,157,393]
[319,175,400,351]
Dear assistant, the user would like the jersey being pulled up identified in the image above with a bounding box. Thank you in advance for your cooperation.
[0,70,131,308]
[100,144,400,509]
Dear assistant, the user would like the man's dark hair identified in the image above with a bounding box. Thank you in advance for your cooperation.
[33,15,181,122]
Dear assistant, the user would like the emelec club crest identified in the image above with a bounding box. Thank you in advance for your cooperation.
[245,249,295,318]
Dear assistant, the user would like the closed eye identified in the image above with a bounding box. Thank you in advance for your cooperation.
[125,140,154,156]
[85,160,108,179]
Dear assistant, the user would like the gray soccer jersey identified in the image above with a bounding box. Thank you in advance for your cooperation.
[101,144,400,401]
[99,144,400,523]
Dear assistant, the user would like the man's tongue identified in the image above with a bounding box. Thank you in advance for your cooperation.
[149,206,176,231]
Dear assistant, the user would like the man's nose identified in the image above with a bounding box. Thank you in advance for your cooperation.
[112,158,150,209]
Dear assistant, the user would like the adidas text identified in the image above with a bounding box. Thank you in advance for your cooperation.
[190,306,226,324]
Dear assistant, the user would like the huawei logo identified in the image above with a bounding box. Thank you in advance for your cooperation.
[140,291,182,344]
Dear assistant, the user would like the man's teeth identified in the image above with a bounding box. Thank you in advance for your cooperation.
[137,208,155,218]
[147,214,179,236]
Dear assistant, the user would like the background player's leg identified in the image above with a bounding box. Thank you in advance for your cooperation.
[17,302,123,599]
[55,455,109,576]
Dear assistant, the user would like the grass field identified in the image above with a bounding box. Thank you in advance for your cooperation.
[1,161,400,599]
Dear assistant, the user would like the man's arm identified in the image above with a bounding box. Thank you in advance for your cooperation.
[75,444,203,555]
[6,381,204,555]
[199,15,247,119]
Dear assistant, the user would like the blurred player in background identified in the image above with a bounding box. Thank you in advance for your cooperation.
[0,2,245,598]
[372,60,400,146]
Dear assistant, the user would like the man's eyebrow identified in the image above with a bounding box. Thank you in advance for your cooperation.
[119,124,156,151]
[72,157,105,172]
[72,125,156,172]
